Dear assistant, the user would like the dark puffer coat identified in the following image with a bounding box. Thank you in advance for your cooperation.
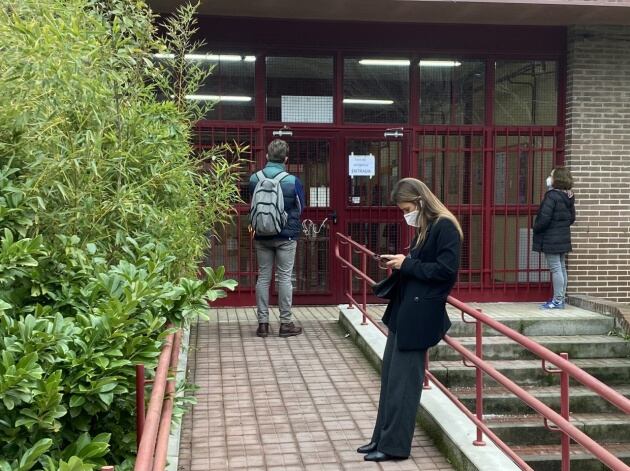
[532,189,576,254]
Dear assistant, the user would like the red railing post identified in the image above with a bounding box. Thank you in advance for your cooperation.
[135,332,175,471]
[473,310,486,446]
[423,350,431,389]
[153,330,183,471]
[347,242,354,310]
[136,364,145,450]
[361,252,368,316]
[560,352,571,471]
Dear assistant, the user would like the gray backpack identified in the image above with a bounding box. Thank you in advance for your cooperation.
[249,171,288,236]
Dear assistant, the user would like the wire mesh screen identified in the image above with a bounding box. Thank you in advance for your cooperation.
[344,58,409,123]
[192,54,256,121]
[494,133,555,206]
[419,59,485,125]
[195,126,261,292]
[266,57,334,123]
[416,132,484,205]
[492,130,558,284]
[348,223,401,289]
[494,60,558,125]
[293,225,330,293]
[203,214,255,289]
[347,140,400,206]
[194,126,260,201]
[286,139,331,294]
[415,131,484,286]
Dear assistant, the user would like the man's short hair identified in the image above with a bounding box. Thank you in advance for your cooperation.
[267,139,289,163]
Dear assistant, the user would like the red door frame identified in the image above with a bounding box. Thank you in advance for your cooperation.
[262,128,346,305]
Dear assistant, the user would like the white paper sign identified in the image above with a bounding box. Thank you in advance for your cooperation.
[348,154,375,177]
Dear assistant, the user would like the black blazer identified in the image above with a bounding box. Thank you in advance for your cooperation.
[382,217,461,351]
[532,189,576,254]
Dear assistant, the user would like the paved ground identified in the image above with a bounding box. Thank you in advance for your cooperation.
[178,306,455,471]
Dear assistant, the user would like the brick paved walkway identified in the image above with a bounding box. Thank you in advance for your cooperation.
[178,306,455,471]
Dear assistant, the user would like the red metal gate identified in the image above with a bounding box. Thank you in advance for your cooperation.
[201,125,562,305]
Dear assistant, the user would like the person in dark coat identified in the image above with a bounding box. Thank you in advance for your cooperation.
[358,178,463,462]
[533,167,576,309]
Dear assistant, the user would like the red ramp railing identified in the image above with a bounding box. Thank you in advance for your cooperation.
[334,232,630,471]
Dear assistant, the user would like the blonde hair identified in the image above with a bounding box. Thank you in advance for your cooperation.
[391,178,463,248]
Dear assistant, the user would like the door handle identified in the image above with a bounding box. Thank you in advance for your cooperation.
[329,210,337,224]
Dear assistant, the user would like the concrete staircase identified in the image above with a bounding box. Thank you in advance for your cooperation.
[429,304,630,471]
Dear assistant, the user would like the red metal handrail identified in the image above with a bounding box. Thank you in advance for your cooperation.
[134,329,183,471]
[334,232,630,471]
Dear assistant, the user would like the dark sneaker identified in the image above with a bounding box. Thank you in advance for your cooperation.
[256,323,270,337]
[279,322,303,337]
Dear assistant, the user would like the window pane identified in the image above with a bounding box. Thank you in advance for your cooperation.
[193,54,256,121]
[266,56,334,123]
[344,58,409,123]
[494,60,557,125]
[419,59,485,124]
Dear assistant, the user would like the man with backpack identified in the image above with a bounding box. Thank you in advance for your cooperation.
[249,139,306,338]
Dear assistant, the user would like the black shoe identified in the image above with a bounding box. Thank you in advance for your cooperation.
[357,442,378,454]
[256,323,270,337]
[279,322,303,337]
[364,451,407,462]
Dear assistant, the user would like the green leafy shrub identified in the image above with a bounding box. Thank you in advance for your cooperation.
[0,0,241,468]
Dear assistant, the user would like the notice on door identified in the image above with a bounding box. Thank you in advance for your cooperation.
[348,153,375,177]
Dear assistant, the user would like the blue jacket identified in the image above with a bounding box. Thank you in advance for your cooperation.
[249,162,305,240]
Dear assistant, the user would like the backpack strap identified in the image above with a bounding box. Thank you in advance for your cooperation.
[272,171,289,183]
[256,170,266,182]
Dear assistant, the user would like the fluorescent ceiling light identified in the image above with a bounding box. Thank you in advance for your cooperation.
[359,59,410,66]
[152,53,256,62]
[419,60,462,67]
[343,98,394,105]
[185,95,252,102]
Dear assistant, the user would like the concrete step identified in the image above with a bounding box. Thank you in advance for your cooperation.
[431,335,630,361]
[453,385,630,415]
[429,358,630,387]
[370,303,617,338]
[511,443,630,471]
[484,413,630,446]
[445,312,615,338]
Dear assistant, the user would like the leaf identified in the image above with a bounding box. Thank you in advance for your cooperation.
[70,395,86,408]
[58,457,92,471]
[98,392,114,406]
[18,438,52,471]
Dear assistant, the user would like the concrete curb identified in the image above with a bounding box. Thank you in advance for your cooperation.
[568,294,630,335]
[338,305,520,471]
[166,326,191,471]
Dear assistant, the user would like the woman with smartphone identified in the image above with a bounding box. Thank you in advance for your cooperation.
[358,177,463,462]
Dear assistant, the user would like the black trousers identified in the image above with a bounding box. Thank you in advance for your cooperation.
[370,333,426,457]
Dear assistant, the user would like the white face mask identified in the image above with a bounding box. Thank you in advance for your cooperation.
[546,176,553,189]
[404,210,420,227]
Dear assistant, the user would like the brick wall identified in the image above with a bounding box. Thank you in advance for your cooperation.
[565,25,630,303]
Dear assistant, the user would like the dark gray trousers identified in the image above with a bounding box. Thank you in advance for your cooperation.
[370,333,426,457]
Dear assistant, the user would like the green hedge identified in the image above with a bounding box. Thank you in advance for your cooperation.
[0,1,240,469]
